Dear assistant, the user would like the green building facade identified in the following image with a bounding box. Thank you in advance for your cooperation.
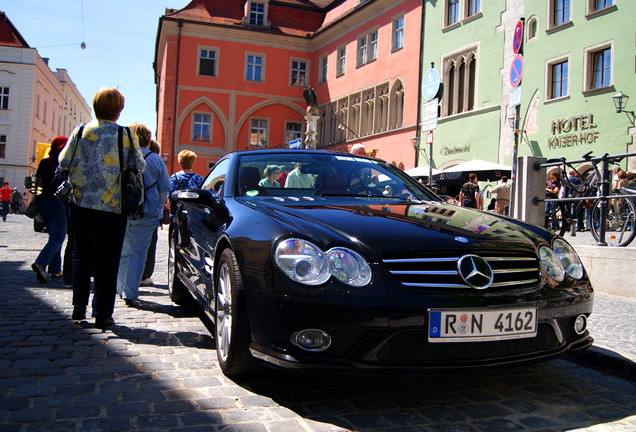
[419,0,635,194]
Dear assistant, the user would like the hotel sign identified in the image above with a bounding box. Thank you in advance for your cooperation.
[548,113,598,149]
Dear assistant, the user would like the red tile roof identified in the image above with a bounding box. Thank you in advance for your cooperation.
[164,0,331,37]
[0,12,30,48]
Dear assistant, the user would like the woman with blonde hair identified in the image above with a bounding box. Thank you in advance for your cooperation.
[116,123,170,306]
[169,149,203,194]
[59,87,145,328]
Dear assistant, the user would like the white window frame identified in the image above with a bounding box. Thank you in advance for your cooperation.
[583,41,614,93]
[527,16,539,41]
[441,45,479,117]
[0,134,6,159]
[43,101,47,123]
[245,52,265,83]
[192,112,212,142]
[358,28,379,67]
[336,45,346,77]
[249,118,269,147]
[285,121,303,145]
[243,1,271,28]
[290,59,308,87]
[35,93,39,116]
[391,14,405,52]
[318,54,328,84]
[198,46,219,77]
[545,54,570,102]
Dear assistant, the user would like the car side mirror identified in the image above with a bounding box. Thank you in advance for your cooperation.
[174,189,229,223]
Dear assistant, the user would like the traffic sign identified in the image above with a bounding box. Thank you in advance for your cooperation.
[509,85,522,108]
[422,68,441,101]
[421,98,438,132]
[510,54,523,88]
[513,20,524,54]
[426,131,433,145]
[288,138,302,149]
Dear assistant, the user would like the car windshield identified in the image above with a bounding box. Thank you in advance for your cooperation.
[236,152,438,201]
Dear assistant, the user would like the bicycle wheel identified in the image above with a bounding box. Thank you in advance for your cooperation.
[590,197,636,246]
[545,202,568,236]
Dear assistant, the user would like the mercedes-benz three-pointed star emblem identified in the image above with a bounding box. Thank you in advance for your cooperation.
[457,255,493,289]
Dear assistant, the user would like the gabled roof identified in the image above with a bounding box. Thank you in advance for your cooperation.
[163,0,332,37]
[0,11,30,48]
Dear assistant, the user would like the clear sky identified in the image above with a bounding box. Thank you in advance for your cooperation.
[3,0,191,136]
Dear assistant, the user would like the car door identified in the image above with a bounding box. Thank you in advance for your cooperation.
[183,158,230,308]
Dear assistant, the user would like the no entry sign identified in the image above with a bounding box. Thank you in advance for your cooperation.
[510,54,523,88]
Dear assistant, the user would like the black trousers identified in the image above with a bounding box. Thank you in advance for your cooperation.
[70,203,127,320]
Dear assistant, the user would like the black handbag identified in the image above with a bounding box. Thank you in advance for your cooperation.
[50,124,84,200]
[24,195,38,219]
[117,127,144,220]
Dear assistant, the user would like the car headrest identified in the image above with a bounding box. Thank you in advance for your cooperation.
[239,167,261,185]
[323,172,347,188]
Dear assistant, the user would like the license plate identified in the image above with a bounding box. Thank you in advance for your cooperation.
[428,308,537,342]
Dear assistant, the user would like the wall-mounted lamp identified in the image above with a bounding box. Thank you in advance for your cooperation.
[410,136,420,149]
[162,152,169,162]
[612,91,635,127]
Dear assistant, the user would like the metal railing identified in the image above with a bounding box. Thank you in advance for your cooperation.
[533,151,636,245]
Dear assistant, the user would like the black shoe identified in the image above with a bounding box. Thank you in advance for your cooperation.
[72,305,86,320]
[124,299,140,307]
[31,263,47,282]
[94,317,115,329]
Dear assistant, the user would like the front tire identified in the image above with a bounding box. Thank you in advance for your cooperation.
[168,234,188,304]
[215,248,257,376]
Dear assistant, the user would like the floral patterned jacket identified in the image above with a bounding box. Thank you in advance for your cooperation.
[59,119,145,213]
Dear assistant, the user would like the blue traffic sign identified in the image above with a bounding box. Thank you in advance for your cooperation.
[288,138,302,149]
[422,68,441,101]
[510,54,523,88]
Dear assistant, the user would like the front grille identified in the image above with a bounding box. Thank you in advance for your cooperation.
[376,323,558,362]
[382,249,540,290]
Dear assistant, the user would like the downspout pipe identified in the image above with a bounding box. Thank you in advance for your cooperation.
[171,19,183,175]
[414,0,425,168]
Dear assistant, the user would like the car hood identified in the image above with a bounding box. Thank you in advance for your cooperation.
[241,197,548,259]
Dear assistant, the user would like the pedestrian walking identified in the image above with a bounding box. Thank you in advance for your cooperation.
[11,187,22,214]
[488,176,510,215]
[141,138,165,286]
[31,136,69,283]
[1,181,11,221]
[169,149,203,195]
[59,87,145,329]
[459,173,480,209]
[117,124,170,306]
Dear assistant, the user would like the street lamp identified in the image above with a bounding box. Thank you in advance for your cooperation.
[612,91,635,126]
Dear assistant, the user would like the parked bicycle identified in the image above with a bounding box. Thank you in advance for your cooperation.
[544,151,636,247]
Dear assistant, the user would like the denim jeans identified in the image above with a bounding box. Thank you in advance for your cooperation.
[117,218,160,300]
[1,200,9,221]
[34,199,67,274]
[70,203,127,320]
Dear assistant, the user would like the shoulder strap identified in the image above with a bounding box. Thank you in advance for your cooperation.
[179,172,195,190]
[67,124,85,170]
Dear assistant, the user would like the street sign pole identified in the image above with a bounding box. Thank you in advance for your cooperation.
[510,108,519,218]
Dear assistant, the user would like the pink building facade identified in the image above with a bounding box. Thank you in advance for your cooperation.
[154,0,422,175]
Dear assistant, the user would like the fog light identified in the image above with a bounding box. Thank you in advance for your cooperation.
[574,315,587,335]
[291,329,331,352]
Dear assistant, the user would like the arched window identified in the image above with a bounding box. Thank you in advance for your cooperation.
[442,48,477,117]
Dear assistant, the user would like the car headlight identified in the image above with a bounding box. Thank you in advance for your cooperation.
[552,238,584,280]
[538,245,565,283]
[275,239,372,287]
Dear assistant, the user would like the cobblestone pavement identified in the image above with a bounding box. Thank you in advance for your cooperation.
[1,214,635,432]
